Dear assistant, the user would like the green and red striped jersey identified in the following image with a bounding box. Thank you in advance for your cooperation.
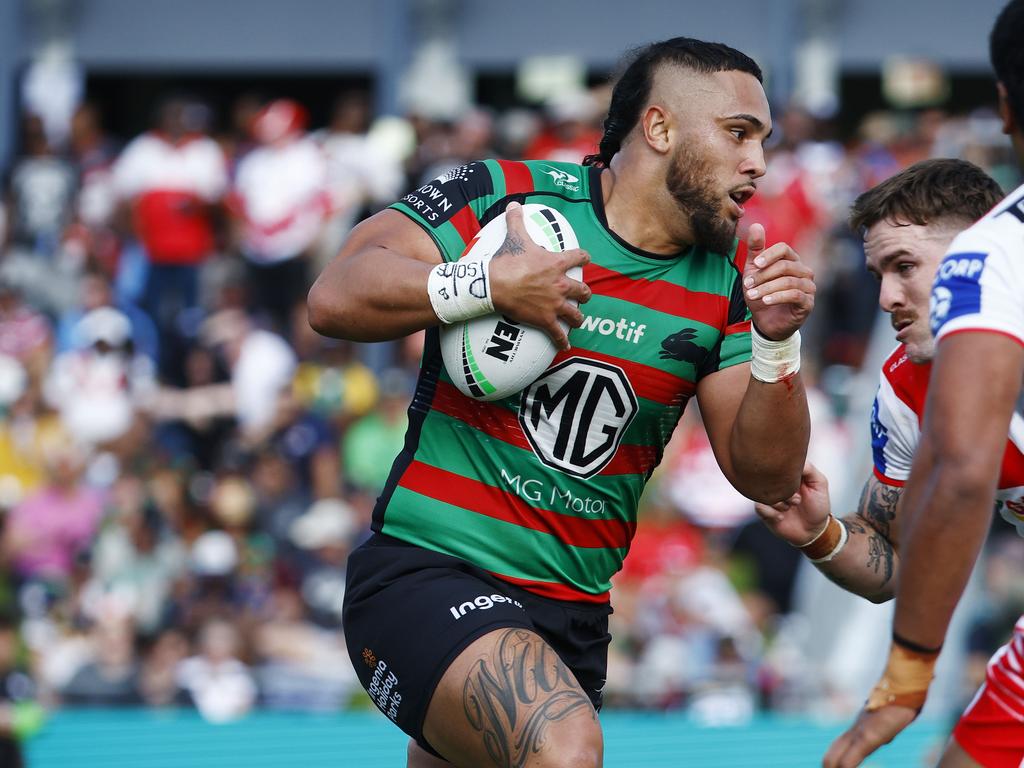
[375,160,752,602]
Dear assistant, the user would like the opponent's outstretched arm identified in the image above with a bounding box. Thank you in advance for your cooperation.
[307,203,591,347]
[823,331,1024,768]
[755,468,904,603]
[698,224,815,504]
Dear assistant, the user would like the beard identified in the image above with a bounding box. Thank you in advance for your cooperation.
[665,144,737,255]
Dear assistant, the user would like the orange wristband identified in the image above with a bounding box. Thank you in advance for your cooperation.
[865,642,939,712]
[797,515,845,561]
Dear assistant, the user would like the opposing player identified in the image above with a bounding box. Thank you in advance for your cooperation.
[754,158,1004,765]
[309,38,816,767]
[822,2,1024,765]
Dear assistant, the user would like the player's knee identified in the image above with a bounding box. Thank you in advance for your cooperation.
[536,718,603,768]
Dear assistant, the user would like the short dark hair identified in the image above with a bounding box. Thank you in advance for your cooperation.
[849,158,1003,234]
[992,0,1024,128]
[583,38,762,168]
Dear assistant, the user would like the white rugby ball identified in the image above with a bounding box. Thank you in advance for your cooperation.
[440,203,581,401]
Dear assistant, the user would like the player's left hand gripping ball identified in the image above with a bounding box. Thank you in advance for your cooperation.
[742,224,815,340]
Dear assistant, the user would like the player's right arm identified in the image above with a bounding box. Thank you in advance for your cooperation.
[755,467,904,603]
[307,203,590,346]
[307,208,443,341]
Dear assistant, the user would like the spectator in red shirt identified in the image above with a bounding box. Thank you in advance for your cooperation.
[112,97,227,373]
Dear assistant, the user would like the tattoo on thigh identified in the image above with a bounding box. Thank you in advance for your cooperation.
[462,629,595,768]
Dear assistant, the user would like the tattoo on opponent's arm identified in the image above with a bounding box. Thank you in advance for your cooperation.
[857,479,900,540]
[462,629,595,768]
[853,478,901,585]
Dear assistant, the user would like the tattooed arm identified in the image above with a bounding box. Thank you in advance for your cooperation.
[308,202,590,347]
[755,465,903,603]
[824,476,903,602]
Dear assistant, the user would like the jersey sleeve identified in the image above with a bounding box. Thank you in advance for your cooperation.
[930,226,1024,347]
[870,369,920,486]
[696,260,752,379]
[388,161,506,263]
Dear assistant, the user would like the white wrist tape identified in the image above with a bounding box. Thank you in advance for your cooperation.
[750,325,801,383]
[427,259,494,324]
[808,519,849,564]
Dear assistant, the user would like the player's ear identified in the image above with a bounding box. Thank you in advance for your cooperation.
[641,105,672,155]
[997,82,1017,136]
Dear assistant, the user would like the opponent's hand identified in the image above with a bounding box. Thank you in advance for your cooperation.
[753,461,831,546]
[743,223,815,340]
[822,703,917,768]
[489,202,592,350]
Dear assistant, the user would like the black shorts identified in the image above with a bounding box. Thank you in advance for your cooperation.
[342,533,612,754]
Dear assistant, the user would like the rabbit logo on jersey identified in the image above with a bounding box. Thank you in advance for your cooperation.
[930,252,987,334]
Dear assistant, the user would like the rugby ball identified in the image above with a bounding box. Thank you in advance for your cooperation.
[440,204,581,401]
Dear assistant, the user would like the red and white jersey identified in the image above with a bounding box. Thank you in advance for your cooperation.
[231,137,329,264]
[871,342,1024,536]
[112,132,227,264]
[874,183,1024,535]
[876,183,1024,734]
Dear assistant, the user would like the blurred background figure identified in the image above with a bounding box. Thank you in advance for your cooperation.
[44,306,154,456]
[4,115,77,311]
[0,611,39,768]
[176,617,256,723]
[55,267,158,364]
[229,99,328,335]
[60,613,141,707]
[111,96,227,377]
[315,92,403,273]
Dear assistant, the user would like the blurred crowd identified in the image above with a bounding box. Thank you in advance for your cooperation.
[0,81,1020,753]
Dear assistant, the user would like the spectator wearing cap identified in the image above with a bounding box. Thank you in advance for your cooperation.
[289,498,357,629]
[229,99,329,335]
[44,306,155,452]
[55,268,159,364]
[176,530,244,636]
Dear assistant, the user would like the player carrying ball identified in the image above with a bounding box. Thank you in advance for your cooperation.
[309,37,816,768]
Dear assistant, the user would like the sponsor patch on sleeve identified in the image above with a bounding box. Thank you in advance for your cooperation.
[930,251,987,335]
[869,398,890,476]
[396,162,493,228]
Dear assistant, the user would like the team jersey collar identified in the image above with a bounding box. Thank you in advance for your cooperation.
[587,165,691,262]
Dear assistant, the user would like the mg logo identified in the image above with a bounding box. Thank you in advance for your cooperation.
[519,358,638,478]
